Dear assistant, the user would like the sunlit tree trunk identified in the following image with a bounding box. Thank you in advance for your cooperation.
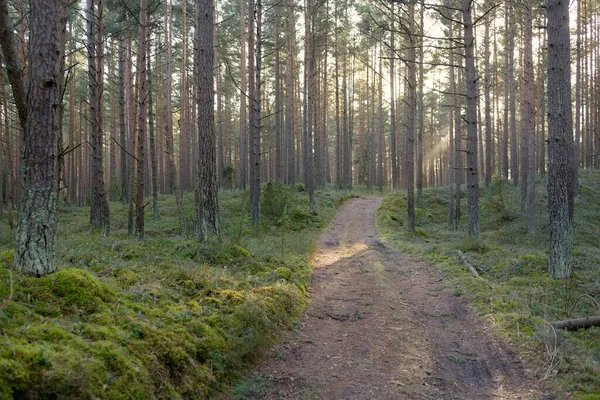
[463,0,480,239]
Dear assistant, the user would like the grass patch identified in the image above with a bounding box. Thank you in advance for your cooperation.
[0,184,354,398]
[377,171,600,398]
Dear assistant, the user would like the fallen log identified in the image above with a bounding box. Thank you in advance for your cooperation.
[456,250,480,278]
[551,315,600,331]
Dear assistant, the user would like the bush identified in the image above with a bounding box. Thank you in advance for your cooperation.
[261,182,294,223]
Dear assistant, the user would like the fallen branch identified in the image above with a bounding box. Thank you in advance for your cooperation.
[456,250,480,278]
[456,251,494,289]
[551,315,600,331]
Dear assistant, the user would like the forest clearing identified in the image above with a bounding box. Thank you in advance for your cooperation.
[0,0,599,398]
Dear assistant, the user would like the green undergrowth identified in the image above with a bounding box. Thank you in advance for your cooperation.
[377,170,600,398]
[0,184,354,399]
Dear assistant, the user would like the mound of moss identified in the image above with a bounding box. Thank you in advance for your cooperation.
[0,187,351,398]
[377,172,600,398]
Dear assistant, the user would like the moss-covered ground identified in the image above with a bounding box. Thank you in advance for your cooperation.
[0,184,355,399]
[377,170,600,399]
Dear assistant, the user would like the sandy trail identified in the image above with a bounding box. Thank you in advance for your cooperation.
[250,197,552,399]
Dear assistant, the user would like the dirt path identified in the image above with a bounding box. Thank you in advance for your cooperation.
[249,197,553,399]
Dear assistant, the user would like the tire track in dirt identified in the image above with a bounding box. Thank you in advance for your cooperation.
[249,197,553,399]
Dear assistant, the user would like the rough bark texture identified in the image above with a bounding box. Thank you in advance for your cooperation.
[87,0,110,235]
[239,0,248,189]
[547,0,575,279]
[14,0,66,276]
[248,0,261,224]
[484,7,492,189]
[163,0,185,233]
[523,0,535,235]
[147,37,159,220]
[463,0,480,239]
[135,0,147,239]
[195,0,220,241]
[0,0,27,129]
[389,4,397,190]
[406,3,416,233]
[118,34,128,205]
[286,0,295,184]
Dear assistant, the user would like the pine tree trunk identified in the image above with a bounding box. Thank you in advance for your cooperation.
[195,0,220,241]
[406,3,416,232]
[249,0,261,224]
[135,0,147,239]
[14,0,66,275]
[484,6,492,189]
[523,0,535,235]
[463,0,480,239]
[239,0,248,189]
[389,5,397,190]
[286,0,295,184]
[87,0,110,235]
[547,0,575,279]
[147,36,159,220]
[416,0,425,204]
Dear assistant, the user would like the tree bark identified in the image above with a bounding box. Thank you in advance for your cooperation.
[195,0,220,241]
[406,3,416,232]
[87,0,110,235]
[551,316,600,331]
[148,35,158,220]
[463,0,480,239]
[239,0,248,189]
[0,0,27,129]
[248,0,261,224]
[14,0,67,275]
[547,0,575,279]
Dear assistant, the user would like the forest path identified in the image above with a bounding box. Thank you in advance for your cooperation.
[248,197,552,399]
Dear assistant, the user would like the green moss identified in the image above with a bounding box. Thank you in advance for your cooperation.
[0,187,352,398]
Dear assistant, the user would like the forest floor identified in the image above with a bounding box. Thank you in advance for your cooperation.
[233,197,554,400]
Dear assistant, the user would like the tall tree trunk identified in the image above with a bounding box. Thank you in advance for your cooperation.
[416,0,424,204]
[502,0,510,179]
[406,2,416,232]
[135,0,147,239]
[0,0,27,129]
[463,0,480,239]
[523,0,535,234]
[164,0,185,232]
[547,0,575,279]
[484,4,492,188]
[389,4,397,190]
[286,0,295,184]
[118,34,128,204]
[248,0,261,224]
[14,0,67,275]
[195,0,220,241]
[274,0,282,182]
[148,36,159,219]
[87,0,110,235]
[304,0,316,213]
[508,1,517,185]
[180,0,188,192]
[239,0,248,189]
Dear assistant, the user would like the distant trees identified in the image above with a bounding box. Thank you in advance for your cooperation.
[0,0,590,281]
